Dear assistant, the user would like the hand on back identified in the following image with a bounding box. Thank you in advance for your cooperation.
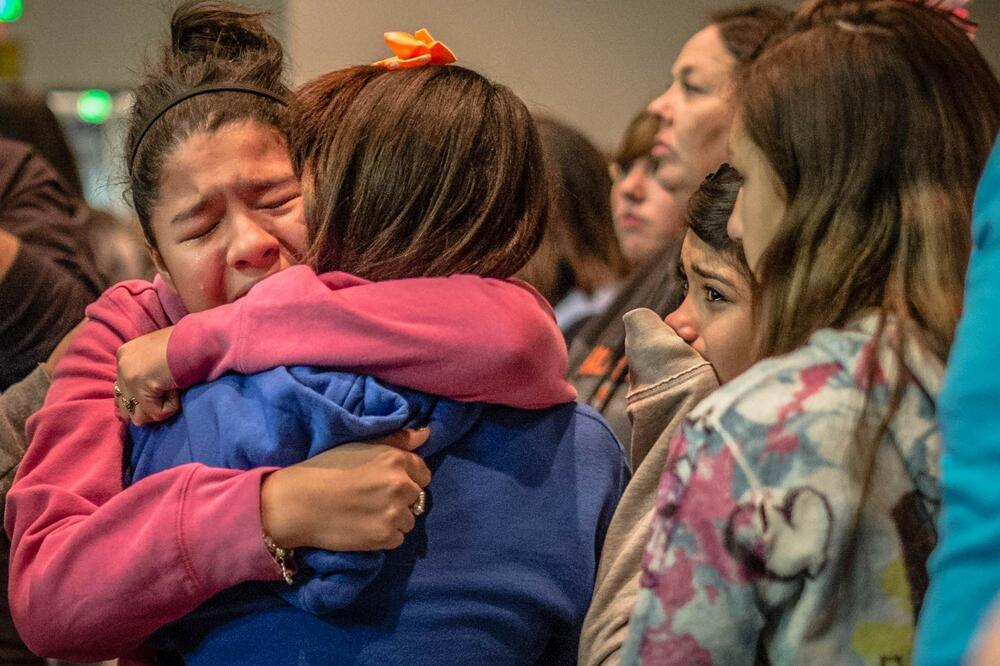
[261,428,433,551]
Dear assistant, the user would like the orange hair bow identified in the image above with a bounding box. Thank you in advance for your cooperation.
[924,0,977,37]
[372,29,457,70]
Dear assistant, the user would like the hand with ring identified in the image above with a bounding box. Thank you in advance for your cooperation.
[411,490,427,517]
[261,428,432,552]
[114,326,182,425]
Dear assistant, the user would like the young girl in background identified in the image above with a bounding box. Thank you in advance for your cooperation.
[625,1,1000,663]
[6,3,578,661]
[581,164,754,664]
[610,110,683,271]
[516,116,629,340]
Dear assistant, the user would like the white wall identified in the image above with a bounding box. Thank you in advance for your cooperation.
[285,0,1000,150]
[12,0,286,91]
[284,0,751,150]
[7,0,1000,150]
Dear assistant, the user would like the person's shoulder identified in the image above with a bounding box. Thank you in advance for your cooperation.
[572,402,618,433]
[685,329,866,454]
[489,401,625,460]
[89,278,160,310]
[701,343,841,410]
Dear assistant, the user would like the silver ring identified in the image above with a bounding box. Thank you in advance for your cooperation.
[411,490,427,517]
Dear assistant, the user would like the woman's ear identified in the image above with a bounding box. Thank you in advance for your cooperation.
[146,242,177,293]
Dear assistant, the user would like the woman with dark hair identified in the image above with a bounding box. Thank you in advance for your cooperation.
[517,116,629,339]
[625,1,1000,662]
[568,4,790,450]
[7,4,582,661]
[581,164,753,665]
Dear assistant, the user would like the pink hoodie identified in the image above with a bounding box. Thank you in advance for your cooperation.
[6,266,574,662]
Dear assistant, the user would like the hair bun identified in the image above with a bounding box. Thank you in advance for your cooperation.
[170,0,278,62]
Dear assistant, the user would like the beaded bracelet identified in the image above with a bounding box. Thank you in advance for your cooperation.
[263,531,296,585]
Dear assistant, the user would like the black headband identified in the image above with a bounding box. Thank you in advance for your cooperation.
[129,83,288,174]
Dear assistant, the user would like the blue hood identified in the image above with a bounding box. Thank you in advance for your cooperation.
[128,366,482,615]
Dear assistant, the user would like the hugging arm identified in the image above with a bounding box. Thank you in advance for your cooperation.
[114,266,574,424]
[4,286,281,661]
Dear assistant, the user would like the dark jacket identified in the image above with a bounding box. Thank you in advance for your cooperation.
[567,245,683,448]
[0,138,102,389]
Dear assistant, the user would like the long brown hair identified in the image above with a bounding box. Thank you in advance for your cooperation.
[288,65,548,281]
[518,116,627,303]
[742,0,1000,365]
[739,0,1000,563]
[738,2,1000,625]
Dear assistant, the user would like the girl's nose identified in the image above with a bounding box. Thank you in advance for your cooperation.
[227,213,280,271]
[665,299,699,346]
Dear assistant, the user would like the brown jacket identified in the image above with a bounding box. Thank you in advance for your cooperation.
[579,309,718,665]
[0,139,102,389]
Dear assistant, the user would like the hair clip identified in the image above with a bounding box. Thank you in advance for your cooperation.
[372,28,457,70]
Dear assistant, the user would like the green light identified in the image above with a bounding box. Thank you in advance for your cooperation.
[76,89,113,125]
[0,0,22,23]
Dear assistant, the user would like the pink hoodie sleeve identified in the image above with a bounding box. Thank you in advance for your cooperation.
[5,282,281,662]
[167,266,576,408]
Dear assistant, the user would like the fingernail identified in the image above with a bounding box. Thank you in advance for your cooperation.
[408,426,429,433]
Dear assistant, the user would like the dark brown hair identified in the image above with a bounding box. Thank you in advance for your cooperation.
[686,163,750,282]
[288,65,548,281]
[709,4,794,63]
[518,116,627,302]
[125,0,289,245]
[613,110,658,169]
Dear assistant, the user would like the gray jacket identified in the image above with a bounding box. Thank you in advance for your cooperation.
[579,309,718,665]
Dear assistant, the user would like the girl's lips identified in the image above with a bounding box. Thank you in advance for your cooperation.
[652,140,675,159]
[617,213,645,231]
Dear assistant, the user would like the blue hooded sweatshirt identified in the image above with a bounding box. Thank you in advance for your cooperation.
[128,366,628,665]
[916,137,1000,665]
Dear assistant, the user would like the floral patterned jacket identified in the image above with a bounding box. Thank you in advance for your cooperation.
[622,316,943,665]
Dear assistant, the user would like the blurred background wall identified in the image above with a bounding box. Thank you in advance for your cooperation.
[3,0,998,205]
[285,0,1000,148]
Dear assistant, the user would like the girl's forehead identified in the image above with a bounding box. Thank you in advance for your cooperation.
[171,122,286,166]
[161,122,293,195]
[683,230,748,286]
